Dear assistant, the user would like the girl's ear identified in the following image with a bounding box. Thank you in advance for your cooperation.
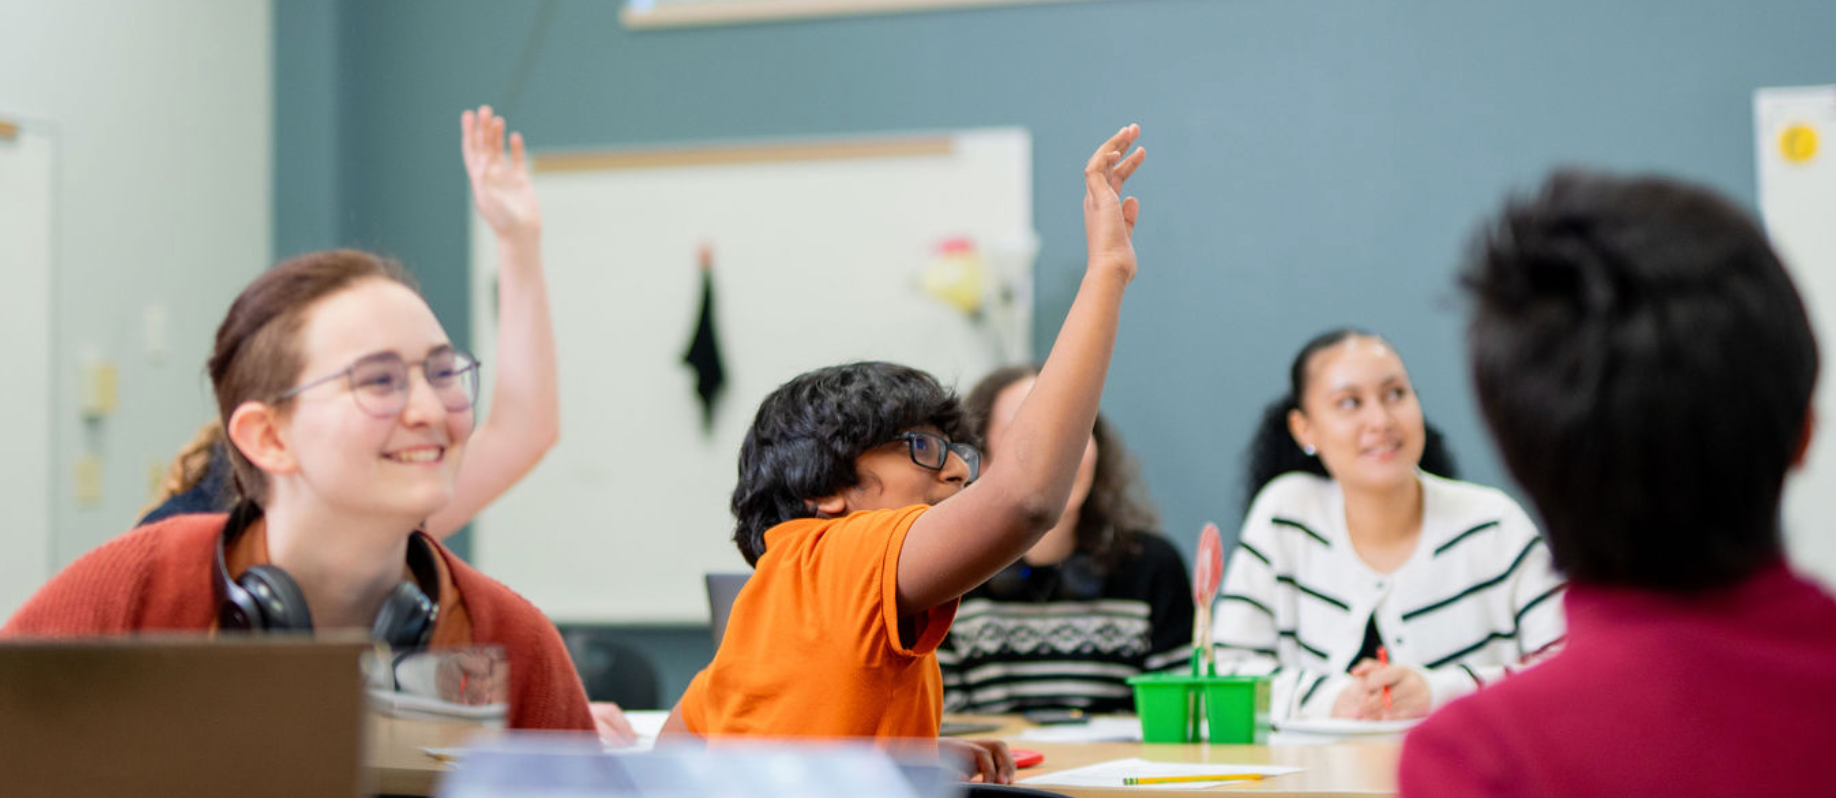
[226,401,299,476]
[1287,408,1315,455]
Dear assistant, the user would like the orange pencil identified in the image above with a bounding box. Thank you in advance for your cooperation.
[1377,646,1392,712]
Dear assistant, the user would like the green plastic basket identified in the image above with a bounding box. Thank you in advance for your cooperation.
[1127,672,1271,744]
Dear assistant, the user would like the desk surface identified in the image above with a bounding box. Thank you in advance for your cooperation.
[366,714,1399,797]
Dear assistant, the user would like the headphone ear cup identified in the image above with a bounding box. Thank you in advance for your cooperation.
[239,564,314,632]
[372,582,436,650]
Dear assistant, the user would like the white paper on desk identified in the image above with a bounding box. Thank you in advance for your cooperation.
[1272,717,1418,736]
[1016,716,1143,743]
[1020,757,1303,790]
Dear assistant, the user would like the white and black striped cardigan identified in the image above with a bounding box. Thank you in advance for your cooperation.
[1212,471,1566,720]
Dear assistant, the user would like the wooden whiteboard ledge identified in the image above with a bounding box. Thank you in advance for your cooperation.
[535,134,954,173]
[622,0,1103,30]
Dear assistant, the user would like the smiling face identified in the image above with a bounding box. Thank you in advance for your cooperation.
[1287,336,1425,494]
[267,278,474,523]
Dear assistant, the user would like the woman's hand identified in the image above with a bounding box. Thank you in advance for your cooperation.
[461,104,541,245]
[938,737,1015,785]
[1348,660,1432,719]
[1082,124,1146,284]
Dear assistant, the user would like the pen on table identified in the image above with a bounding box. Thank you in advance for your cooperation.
[1123,773,1267,785]
[1377,646,1392,712]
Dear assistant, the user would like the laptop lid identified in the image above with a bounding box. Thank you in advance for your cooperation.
[704,572,750,647]
[0,636,371,798]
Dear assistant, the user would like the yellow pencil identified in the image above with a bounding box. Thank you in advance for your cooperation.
[1123,773,1267,785]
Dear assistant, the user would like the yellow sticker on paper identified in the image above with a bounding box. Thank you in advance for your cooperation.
[1781,124,1819,164]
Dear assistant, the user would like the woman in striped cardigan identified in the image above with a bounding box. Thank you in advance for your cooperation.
[1213,329,1565,722]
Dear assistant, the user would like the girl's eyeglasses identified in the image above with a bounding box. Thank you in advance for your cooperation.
[277,349,481,419]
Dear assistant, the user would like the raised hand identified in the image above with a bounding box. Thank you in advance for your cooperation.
[461,105,540,243]
[1082,124,1146,284]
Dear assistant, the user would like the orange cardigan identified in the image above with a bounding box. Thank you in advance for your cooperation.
[3,514,594,732]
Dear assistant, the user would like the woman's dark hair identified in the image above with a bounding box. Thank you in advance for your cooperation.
[1241,328,1458,517]
[964,364,1160,571]
[731,361,968,566]
[209,249,419,508]
[1463,170,1815,591]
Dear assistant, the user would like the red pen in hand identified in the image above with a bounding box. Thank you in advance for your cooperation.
[1377,647,1392,713]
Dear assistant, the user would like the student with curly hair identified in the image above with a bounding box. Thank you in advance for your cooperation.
[664,125,1149,786]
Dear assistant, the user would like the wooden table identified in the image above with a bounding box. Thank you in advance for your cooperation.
[367,714,494,796]
[366,715,1399,797]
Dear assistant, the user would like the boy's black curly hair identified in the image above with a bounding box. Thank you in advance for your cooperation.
[730,361,968,566]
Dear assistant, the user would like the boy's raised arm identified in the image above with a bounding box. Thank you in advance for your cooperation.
[895,124,1147,616]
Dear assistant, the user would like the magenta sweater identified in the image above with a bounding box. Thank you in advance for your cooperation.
[1400,562,1836,797]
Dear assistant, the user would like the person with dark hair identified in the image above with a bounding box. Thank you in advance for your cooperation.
[664,125,1149,786]
[4,107,594,733]
[1214,329,1565,721]
[1399,171,1836,798]
[937,364,1193,713]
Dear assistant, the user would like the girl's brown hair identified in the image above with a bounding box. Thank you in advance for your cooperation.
[963,364,1161,571]
[208,249,418,507]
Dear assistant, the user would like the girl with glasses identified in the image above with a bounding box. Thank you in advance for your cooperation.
[139,106,559,543]
[4,107,594,733]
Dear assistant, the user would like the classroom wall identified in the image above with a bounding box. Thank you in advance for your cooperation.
[274,0,1834,702]
[1,0,271,571]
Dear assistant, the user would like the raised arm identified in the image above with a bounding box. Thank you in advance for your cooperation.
[894,125,1146,615]
[424,105,560,538]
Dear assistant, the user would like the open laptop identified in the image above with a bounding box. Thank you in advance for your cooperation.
[0,636,371,798]
[705,572,751,647]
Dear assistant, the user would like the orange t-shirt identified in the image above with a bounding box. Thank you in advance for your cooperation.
[679,505,957,739]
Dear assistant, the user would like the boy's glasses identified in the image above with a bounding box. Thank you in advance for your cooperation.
[277,349,481,419]
[895,431,981,483]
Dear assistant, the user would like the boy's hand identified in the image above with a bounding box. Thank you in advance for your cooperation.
[939,737,1015,785]
[1083,124,1146,283]
[461,104,541,246]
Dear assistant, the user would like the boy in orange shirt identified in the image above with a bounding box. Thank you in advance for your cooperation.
[664,125,1149,783]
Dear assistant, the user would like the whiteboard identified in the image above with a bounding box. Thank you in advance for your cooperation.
[1758,85,1836,590]
[470,129,1035,623]
[0,123,55,619]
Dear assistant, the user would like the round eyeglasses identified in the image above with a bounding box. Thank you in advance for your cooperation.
[276,349,481,419]
[895,430,981,483]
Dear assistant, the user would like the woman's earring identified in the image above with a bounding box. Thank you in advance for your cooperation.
[1302,444,1317,457]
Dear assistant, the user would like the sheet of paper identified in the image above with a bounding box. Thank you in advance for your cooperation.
[1272,717,1418,737]
[425,709,675,763]
[1020,757,1304,790]
[1016,716,1143,743]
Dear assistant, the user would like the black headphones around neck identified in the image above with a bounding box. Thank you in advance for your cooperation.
[214,501,440,650]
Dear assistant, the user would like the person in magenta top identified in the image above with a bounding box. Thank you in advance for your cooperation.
[1398,171,1836,797]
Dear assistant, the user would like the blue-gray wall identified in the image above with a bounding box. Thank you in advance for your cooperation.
[275,0,1836,703]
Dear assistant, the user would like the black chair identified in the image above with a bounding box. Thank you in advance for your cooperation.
[558,627,663,710]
